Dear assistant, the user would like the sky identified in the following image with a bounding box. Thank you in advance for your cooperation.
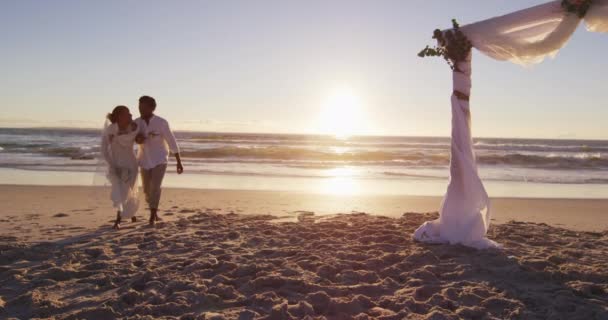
[0,0,607,139]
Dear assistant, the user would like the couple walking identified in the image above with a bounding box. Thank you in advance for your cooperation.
[101,95,183,229]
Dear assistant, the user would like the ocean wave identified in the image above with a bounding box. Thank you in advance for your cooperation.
[2,129,608,174]
[179,146,608,169]
[479,153,607,169]
[0,142,98,158]
[185,138,453,150]
[380,171,608,184]
[184,134,608,153]
[180,146,447,163]
[474,141,608,153]
[40,147,96,160]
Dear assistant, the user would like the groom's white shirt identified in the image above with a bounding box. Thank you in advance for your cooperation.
[135,115,180,170]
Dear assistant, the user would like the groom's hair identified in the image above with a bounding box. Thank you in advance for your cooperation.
[139,95,157,110]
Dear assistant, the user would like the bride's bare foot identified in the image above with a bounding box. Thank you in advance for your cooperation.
[113,211,121,230]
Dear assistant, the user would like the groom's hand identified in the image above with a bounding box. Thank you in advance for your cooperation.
[135,133,146,144]
[174,153,184,174]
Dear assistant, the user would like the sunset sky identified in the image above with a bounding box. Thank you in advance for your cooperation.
[1,0,607,139]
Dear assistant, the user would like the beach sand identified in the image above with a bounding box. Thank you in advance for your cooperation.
[2,185,608,243]
[1,185,607,319]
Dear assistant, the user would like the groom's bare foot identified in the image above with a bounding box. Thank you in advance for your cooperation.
[149,209,160,225]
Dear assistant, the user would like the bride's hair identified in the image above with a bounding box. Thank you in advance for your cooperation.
[107,105,129,124]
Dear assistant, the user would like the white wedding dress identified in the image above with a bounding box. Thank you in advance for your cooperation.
[101,123,140,219]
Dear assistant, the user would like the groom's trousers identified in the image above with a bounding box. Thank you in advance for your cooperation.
[141,163,167,209]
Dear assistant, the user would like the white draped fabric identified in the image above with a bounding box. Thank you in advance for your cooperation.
[413,0,607,249]
[459,0,608,65]
[413,55,500,250]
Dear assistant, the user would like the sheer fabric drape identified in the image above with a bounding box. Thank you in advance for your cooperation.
[413,55,500,250]
[413,0,607,249]
[460,0,608,65]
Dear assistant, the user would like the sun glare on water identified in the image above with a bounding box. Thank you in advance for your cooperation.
[318,87,366,139]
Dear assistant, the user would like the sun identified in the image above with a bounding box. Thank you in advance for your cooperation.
[318,87,366,139]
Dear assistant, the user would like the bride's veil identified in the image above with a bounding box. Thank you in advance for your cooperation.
[92,119,112,188]
[90,119,114,214]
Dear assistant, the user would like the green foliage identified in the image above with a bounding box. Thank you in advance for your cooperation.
[418,19,472,70]
[561,0,594,18]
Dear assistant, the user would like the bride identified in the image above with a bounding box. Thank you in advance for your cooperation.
[101,106,142,229]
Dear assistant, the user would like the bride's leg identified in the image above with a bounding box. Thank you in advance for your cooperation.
[113,211,121,230]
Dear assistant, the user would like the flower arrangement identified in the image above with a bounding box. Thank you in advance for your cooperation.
[561,0,594,18]
[417,19,472,71]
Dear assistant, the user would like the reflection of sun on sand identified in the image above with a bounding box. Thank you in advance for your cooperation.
[320,167,361,196]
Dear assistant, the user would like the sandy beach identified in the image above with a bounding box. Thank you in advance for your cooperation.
[2,0,608,318]
[1,185,608,243]
[1,185,607,319]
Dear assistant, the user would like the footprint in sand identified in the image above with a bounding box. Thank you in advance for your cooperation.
[52,213,69,218]
[296,211,315,222]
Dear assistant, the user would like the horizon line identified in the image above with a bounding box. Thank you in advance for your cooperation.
[1,125,607,142]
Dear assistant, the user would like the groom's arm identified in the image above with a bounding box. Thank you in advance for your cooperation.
[161,119,184,174]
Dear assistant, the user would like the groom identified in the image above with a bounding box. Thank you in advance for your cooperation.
[136,95,184,226]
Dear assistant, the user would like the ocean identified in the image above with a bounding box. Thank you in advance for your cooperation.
[1,127,607,198]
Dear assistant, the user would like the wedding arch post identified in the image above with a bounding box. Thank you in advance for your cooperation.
[413,0,608,249]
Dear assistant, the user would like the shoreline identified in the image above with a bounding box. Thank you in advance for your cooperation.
[2,167,608,200]
[2,183,607,201]
[3,183,608,201]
